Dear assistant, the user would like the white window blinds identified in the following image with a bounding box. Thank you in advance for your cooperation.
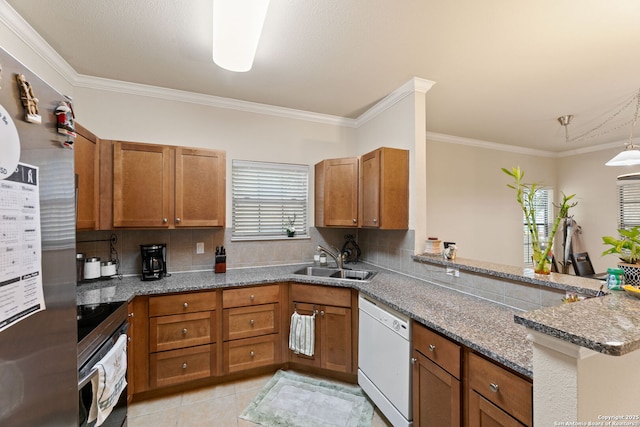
[617,173,640,229]
[232,160,308,239]
[523,188,552,264]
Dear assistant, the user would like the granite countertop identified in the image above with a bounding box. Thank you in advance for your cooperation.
[77,263,534,378]
[414,254,640,357]
[412,254,605,296]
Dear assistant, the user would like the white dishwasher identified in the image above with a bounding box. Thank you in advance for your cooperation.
[358,295,412,427]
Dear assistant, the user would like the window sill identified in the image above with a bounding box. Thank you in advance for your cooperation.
[231,235,310,242]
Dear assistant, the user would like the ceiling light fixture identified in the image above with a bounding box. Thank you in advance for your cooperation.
[558,89,640,166]
[212,0,270,72]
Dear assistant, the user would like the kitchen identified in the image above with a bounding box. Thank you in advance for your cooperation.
[1,1,640,426]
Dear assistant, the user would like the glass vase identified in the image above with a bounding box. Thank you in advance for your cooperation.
[532,248,552,275]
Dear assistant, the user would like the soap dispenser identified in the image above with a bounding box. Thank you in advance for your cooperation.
[314,248,321,266]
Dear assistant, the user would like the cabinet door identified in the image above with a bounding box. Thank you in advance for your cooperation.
[412,350,461,427]
[75,125,99,230]
[113,142,170,227]
[468,391,525,427]
[128,296,150,396]
[360,149,381,228]
[288,302,321,368]
[315,158,358,227]
[320,305,352,373]
[175,148,225,227]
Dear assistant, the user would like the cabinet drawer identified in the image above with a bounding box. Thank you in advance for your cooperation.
[290,284,352,307]
[223,334,281,373]
[149,312,215,353]
[223,303,279,341]
[222,285,280,308]
[149,291,216,317]
[468,353,532,426]
[413,322,461,379]
[149,344,214,389]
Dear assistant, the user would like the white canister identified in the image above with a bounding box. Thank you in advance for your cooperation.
[84,257,101,280]
[101,260,117,277]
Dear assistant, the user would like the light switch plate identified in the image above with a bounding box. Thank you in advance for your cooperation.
[196,242,204,254]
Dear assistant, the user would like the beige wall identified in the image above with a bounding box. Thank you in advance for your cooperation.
[426,138,557,267]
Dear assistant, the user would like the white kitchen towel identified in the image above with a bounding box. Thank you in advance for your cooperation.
[289,311,315,356]
[88,334,128,427]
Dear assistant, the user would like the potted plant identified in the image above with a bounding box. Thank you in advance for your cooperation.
[602,225,640,285]
[503,166,577,274]
[284,214,297,237]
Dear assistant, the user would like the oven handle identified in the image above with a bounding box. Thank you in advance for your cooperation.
[78,322,129,389]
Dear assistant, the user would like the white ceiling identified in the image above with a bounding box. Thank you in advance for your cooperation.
[5,0,640,152]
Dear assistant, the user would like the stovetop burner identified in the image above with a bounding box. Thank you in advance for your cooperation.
[77,301,126,343]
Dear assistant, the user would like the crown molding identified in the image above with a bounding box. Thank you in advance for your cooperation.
[0,0,78,86]
[74,74,356,127]
[427,131,557,157]
[355,77,436,127]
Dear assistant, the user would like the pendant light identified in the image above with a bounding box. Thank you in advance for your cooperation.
[606,91,640,166]
[212,0,270,72]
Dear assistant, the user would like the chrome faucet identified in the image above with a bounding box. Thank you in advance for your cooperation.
[317,245,345,269]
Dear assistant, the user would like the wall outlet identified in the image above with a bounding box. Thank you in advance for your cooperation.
[196,242,204,254]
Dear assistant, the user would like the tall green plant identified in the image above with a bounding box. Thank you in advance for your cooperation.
[502,166,577,273]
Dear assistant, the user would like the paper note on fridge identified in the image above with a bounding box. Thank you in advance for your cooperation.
[0,163,46,332]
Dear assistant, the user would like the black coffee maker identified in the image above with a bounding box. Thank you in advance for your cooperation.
[140,243,167,281]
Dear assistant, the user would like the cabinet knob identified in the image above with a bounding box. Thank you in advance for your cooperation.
[489,383,500,393]
[250,294,255,301]
[410,357,417,364]
[428,344,436,352]
[250,351,255,357]
[183,302,189,308]
[250,319,255,326]
[320,310,325,316]
[182,328,188,334]
[373,218,377,223]
[162,218,168,224]
[352,218,357,223]
[128,312,134,318]
[127,336,131,343]
[175,217,181,223]
[182,363,188,369]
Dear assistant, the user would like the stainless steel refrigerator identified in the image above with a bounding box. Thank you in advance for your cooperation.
[0,48,78,426]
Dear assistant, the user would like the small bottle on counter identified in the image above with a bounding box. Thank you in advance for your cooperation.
[314,248,321,266]
[319,252,327,267]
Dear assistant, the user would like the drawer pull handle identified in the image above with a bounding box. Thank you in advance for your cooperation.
[250,294,255,301]
[183,302,189,308]
[410,357,417,364]
[182,363,187,369]
[163,218,168,224]
[489,383,499,393]
[428,344,436,352]
[250,351,255,357]
[250,319,255,325]
[175,217,181,223]
[182,328,187,334]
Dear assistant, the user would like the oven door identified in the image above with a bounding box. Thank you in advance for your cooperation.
[78,320,128,427]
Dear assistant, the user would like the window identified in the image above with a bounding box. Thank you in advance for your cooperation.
[523,188,552,265]
[232,160,308,240]
[617,173,640,229]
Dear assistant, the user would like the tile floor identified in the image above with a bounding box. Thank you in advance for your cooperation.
[127,371,393,427]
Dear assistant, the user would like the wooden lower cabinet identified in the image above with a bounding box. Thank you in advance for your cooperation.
[468,391,526,427]
[413,350,461,427]
[412,321,461,427]
[150,344,215,389]
[289,284,356,374]
[467,353,532,427]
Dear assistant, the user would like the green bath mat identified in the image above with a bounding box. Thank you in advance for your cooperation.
[240,370,374,427]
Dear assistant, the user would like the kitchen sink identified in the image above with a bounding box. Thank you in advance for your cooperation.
[293,267,377,282]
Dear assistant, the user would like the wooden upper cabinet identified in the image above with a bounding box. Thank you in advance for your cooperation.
[315,157,358,227]
[175,148,225,227]
[360,147,409,229]
[113,142,171,228]
[112,142,225,228]
[75,123,100,230]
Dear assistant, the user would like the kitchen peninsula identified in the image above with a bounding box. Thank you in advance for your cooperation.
[78,254,640,425]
